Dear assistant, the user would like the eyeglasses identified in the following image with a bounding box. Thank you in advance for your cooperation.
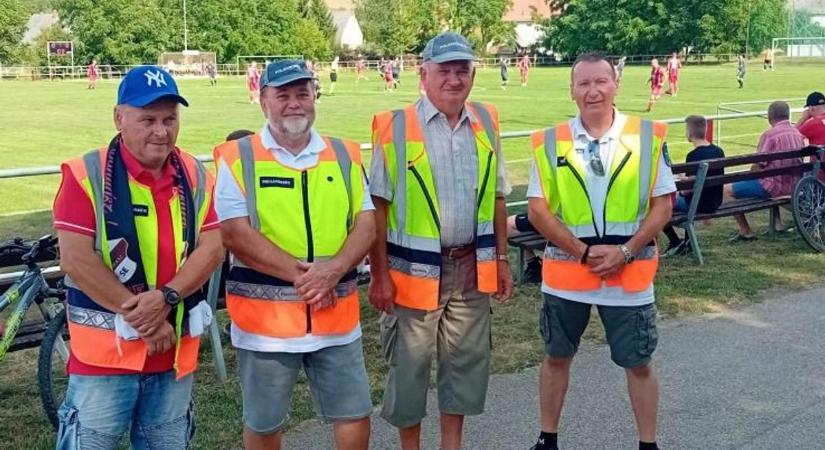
[587,140,605,176]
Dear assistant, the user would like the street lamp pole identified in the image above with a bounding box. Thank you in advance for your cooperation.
[183,0,189,51]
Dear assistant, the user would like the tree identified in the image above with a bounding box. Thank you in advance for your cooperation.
[542,0,788,57]
[355,0,425,55]
[442,0,514,51]
[0,0,29,63]
[55,0,179,64]
[300,0,336,45]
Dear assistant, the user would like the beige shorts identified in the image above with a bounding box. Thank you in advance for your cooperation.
[379,252,492,428]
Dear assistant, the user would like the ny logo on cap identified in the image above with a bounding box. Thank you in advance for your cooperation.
[144,69,167,88]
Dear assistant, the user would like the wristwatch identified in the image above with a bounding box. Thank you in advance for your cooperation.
[619,244,635,264]
[160,286,182,307]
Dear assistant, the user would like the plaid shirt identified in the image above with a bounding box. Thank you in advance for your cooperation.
[756,120,805,197]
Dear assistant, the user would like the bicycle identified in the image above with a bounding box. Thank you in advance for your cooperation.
[792,148,825,253]
[0,235,69,430]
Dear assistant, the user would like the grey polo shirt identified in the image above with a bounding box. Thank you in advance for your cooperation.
[369,96,510,247]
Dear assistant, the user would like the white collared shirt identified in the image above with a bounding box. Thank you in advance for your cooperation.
[214,123,373,353]
[527,110,676,307]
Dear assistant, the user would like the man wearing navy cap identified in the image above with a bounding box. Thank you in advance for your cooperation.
[369,32,513,450]
[53,65,224,450]
[213,60,374,450]
[797,91,825,146]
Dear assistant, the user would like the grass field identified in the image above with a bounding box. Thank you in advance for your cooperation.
[1,61,823,215]
[1,62,824,449]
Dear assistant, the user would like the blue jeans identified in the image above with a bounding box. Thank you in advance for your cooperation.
[731,179,770,199]
[55,371,195,450]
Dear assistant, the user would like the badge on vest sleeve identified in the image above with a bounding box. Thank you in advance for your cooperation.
[662,142,672,167]
[259,176,295,188]
[131,204,149,216]
[108,238,137,283]
[557,156,569,167]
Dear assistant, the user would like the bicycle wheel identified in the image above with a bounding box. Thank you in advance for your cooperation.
[792,176,825,253]
[37,307,69,431]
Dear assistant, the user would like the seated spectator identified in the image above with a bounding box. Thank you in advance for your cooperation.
[225,129,254,142]
[796,91,825,181]
[662,115,725,255]
[506,213,542,283]
[723,101,804,241]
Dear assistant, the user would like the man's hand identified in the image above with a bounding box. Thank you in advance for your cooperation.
[143,322,176,356]
[294,261,344,305]
[367,271,396,313]
[123,290,170,336]
[586,245,626,278]
[492,261,514,303]
[308,290,338,311]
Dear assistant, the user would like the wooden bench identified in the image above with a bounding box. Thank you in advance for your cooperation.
[507,146,824,281]
[669,146,821,263]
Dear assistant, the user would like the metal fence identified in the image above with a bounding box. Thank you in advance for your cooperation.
[0,53,750,81]
[0,108,803,182]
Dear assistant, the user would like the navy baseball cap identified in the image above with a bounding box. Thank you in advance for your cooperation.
[117,65,188,107]
[422,32,475,63]
[260,60,313,89]
[805,91,825,107]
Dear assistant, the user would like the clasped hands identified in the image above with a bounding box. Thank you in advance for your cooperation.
[583,244,628,279]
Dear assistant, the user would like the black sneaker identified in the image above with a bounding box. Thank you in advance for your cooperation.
[523,258,543,284]
[529,439,559,450]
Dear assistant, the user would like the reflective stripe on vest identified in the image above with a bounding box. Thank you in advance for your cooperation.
[373,102,499,311]
[63,148,210,378]
[532,117,666,293]
[214,134,363,338]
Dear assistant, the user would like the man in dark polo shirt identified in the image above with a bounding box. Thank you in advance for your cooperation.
[662,115,725,255]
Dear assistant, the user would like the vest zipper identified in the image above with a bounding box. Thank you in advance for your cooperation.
[301,170,313,333]
[602,151,632,238]
[564,163,600,239]
[476,151,494,209]
[409,165,441,230]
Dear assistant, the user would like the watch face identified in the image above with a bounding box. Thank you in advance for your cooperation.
[164,288,181,305]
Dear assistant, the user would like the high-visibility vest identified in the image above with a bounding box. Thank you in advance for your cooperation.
[371,102,500,311]
[213,134,365,338]
[531,116,667,293]
[63,148,212,379]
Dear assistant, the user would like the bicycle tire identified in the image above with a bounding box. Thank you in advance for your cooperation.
[792,176,825,253]
[37,308,69,431]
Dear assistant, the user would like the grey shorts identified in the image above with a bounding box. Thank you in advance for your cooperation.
[539,294,658,368]
[237,338,373,434]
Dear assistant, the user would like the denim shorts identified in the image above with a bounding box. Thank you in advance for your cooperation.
[731,179,770,199]
[55,371,195,450]
[238,338,372,434]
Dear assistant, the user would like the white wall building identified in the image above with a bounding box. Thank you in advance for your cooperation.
[331,9,363,49]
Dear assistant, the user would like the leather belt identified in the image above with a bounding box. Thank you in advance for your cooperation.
[441,244,475,259]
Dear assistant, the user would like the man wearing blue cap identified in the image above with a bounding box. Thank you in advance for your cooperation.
[213,60,374,450]
[369,32,513,450]
[53,65,224,449]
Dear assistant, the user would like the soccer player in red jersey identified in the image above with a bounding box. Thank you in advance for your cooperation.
[518,54,531,87]
[246,62,261,104]
[666,52,682,96]
[646,58,665,112]
[87,59,98,90]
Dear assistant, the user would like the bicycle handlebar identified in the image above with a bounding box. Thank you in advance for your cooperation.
[0,235,59,267]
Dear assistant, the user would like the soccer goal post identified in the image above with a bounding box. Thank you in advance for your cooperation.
[771,37,825,69]
[236,55,303,75]
[158,50,217,77]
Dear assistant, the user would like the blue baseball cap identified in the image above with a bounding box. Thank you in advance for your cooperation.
[422,32,475,63]
[117,65,188,107]
[260,60,313,89]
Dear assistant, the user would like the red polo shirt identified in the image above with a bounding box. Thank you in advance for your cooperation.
[799,113,825,146]
[53,144,219,375]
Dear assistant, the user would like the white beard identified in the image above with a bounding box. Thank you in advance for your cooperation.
[280,116,311,137]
